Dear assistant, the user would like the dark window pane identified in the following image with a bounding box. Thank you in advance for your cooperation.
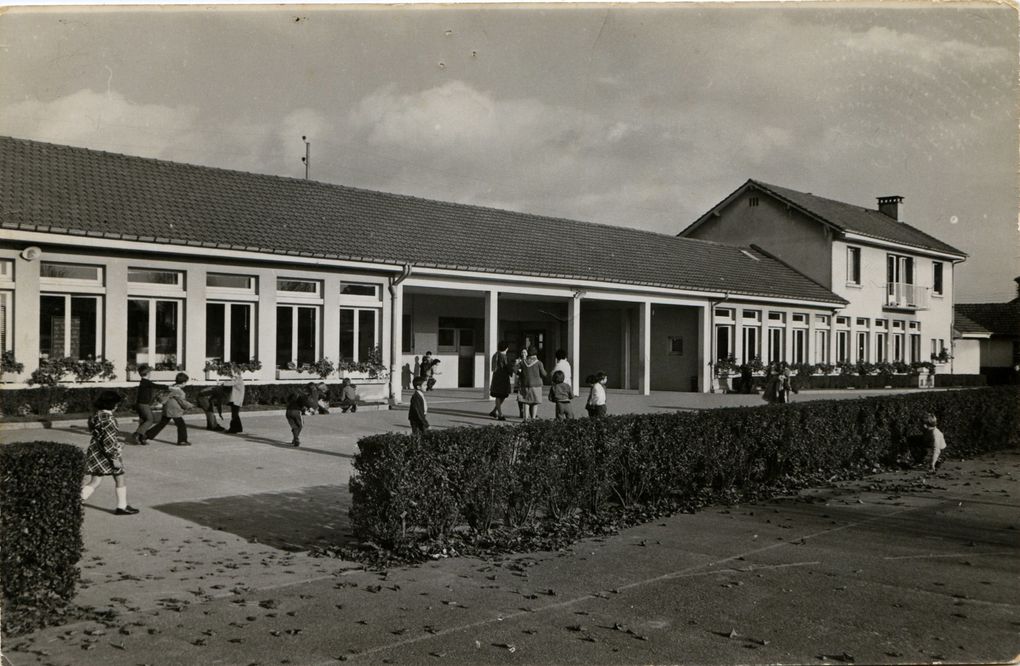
[40,295,65,359]
[208,274,252,290]
[277,279,318,294]
[358,310,375,361]
[459,328,474,347]
[128,269,180,285]
[41,262,99,281]
[71,297,98,360]
[127,299,149,364]
[155,301,179,356]
[339,309,355,360]
[230,304,252,363]
[401,315,412,353]
[341,283,378,297]
[297,307,316,365]
[438,329,456,347]
[206,303,225,360]
[276,306,293,367]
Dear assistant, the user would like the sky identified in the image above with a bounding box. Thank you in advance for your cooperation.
[0,3,1016,302]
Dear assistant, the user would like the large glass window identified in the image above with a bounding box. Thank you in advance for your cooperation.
[40,294,101,360]
[741,326,759,363]
[847,247,861,285]
[893,333,905,363]
[815,330,829,364]
[876,333,888,363]
[339,307,380,361]
[836,330,849,364]
[932,262,944,296]
[856,331,869,363]
[768,327,784,363]
[792,328,807,364]
[127,298,181,366]
[910,334,922,363]
[714,325,733,361]
[206,302,254,364]
[277,305,319,367]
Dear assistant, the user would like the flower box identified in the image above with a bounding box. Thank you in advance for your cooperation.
[204,369,260,382]
[276,369,331,381]
[127,369,181,382]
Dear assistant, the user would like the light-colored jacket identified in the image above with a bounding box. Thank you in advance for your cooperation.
[161,385,193,418]
[229,375,245,405]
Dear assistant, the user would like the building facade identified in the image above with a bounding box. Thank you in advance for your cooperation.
[1,137,853,401]
[680,180,967,373]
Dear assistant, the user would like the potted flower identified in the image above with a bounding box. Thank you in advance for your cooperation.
[0,350,24,383]
[710,355,738,393]
[276,358,335,380]
[337,347,389,381]
[126,354,183,381]
[204,358,262,381]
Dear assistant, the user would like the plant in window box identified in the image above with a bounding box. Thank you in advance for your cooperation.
[931,349,953,365]
[874,362,896,378]
[0,351,24,381]
[835,361,856,376]
[910,361,935,375]
[814,363,835,376]
[746,356,766,375]
[153,354,182,372]
[205,358,262,379]
[853,361,877,377]
[710,355,738,393]
[63,357,116,383]
[300,358,335,379]
[892,361,911,375]
[28,359,63,386]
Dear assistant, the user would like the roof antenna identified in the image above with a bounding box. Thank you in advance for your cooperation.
[301,136,310,180]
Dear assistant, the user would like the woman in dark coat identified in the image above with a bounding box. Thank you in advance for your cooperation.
[488,340,512,421]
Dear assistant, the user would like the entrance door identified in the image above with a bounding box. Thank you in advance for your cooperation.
[457,328,475,387]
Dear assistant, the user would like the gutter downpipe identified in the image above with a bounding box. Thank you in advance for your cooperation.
[388,264,413,406]
[708,292,730,393]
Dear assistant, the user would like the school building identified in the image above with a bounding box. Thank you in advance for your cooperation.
[1,136,971,403]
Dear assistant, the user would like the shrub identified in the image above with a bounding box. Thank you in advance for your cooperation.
[1,351,24,377]
[350,387,1019,552]
[0,441,85,635]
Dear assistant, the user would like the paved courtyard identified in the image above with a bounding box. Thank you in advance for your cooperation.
[2,388,1018,665]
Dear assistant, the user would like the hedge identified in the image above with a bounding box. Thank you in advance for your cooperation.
[727,373,986,393]
[350,387,1019,551]
[0,382,385,419]
[0,441,85,635]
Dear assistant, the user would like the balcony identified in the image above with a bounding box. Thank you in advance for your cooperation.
[885,282,929,310]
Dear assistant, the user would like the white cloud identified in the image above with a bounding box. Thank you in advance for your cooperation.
[843,26,1012,67]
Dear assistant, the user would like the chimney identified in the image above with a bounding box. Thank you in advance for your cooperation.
[877,195,904,222]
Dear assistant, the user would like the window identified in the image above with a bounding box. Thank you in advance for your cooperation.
[887,254,914,285]
[206,302,255,364]
[856,331,869,362]
[876,319,888,330]
[340,282,381,299]
[668,336,684,355]
[816,314,830,327]
[910,334,922,363]
[40,294,102,360]
[749,196,760,207]
[893,333,905,363]
[892,320,904,331]
[0,291,10,353]
[741,326,759,363]
[127,298,182,366]
[836,316,850,327]
[277,278,321,296]
[768,327,784,363]
[743,310,762,322]
[768,311,785,323]
[40,262,104,288]
[847,247,861,285]
[856,318,869,328]
[836,330,849,363]
[128,269,183,287]
[932,262,944,296]
[277,305,320,367]
[792,313,807,325]
[714,325,733,361]
[792,328,807,364]
[339,307,379,362]
[908,321,920,331]
[208,273,256,292]
[0,260,13,282]
[815,330,829,364]
[714,307,735,321]
[876,333,888,363]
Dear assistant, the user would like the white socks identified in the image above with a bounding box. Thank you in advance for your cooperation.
[115,486,128,510]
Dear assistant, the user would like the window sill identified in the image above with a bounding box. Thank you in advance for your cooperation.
[844,282,863,289]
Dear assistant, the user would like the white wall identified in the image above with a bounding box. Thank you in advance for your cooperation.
[952,338,982,374]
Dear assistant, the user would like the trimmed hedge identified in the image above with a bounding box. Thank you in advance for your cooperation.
[350,387,1019,551]
[730,373,986,393]
[0,441,85,635]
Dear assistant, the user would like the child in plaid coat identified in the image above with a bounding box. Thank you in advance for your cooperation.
[81,390,139,515]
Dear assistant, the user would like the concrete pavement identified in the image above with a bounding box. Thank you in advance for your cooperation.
[2,389,1017,665]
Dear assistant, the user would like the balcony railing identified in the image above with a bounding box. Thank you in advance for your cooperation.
[885,282,929,310]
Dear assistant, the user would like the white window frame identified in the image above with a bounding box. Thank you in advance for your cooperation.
[339,281,383,303]
[207,273,258,300]
[741,325,760,363]
[768,327,785,363]
[0,290,12,353]
[846,246,862,286]
[714,324,734,361]
[792,328,807,364]
[206,301,256,364]
[932,261,944,297]
[0,259,13,282]
[876,332,888,363]
[277,304,321,367]
[893,333,905,362]
[836,330,849,363]
[277,278,322,301]
[127,268,185,293]
[768,311,786,323]
[40,262,104,290]
[39,293,104,360]
[339,306,381,362]
[127,297,184,366]
[855,331,869,363]
[815,330,830,364]
[816,314,831,327]
[714,307,735,322]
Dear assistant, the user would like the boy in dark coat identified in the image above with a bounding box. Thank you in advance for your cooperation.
[409,376,429,435]
[132,364,164,445]
[285,383,319,447]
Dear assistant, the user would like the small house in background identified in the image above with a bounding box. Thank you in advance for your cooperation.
[955,277,1020,384]
[680,179,966,372]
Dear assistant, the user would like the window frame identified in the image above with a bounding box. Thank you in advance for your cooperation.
[277,278,323,302]
[0,290,13,354]
[932,261,944,297]
[39,292,104,361]
[276,303,321,367]
[207,273,258,299]
[127,268,185,292]
[768,326,785,363]
[205,300,256,365]
[126,297,184,367]
[40,262,104,289]
[339,306,381,362]
[846,246,862,286]
[815,330,830,364]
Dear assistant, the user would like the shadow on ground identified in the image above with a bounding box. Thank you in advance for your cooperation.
[153,484,356,552]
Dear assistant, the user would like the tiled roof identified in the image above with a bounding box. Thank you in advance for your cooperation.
[952,310,991,336]
[0,136,844,305]
[751,180,966,257]
[955,303,1020,338]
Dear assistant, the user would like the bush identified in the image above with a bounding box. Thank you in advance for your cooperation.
[349,387,1020,552]
[0,441,85,635]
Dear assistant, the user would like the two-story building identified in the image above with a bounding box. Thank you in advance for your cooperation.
[0,137,850,401]
[679,180,967,371]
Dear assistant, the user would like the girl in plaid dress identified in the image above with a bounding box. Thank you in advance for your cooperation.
[81,390,139,515]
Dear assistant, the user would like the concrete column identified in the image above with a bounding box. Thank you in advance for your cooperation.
[807,313,818,365]
[784,311,794,364]
[734,306,745,364]
[13,256,40,382]
[105,262,129,381]
[322,276,341,365]
[482,289,498,399]
[761,309,772,366]
[257,271,278,382]
[184,265,207,380]
[698,303,712,393]
[622,310,631,390]
[638,301,651,396]
[388,283,403,404]
[567,293,581,396]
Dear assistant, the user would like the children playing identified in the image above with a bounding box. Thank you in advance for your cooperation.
[285,383,319,447]
[409,376,429,435]
[586,372,608,418]
[339,378,360,413]
[145,372,193,446]
[925,413,947,472]
[82,390,139,515]
[548,369,574,420]
[132,364,163,445]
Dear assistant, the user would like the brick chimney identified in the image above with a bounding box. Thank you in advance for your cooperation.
[877,195,904,221]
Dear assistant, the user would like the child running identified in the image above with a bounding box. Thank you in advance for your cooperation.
[81,390,139,515]
[586,372,608,419]
[145,373,193,446]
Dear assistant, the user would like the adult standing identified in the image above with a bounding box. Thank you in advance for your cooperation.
[552,349,572,390]
[226,370,245,433]
[488,340,512,421]
[518,346,549,420]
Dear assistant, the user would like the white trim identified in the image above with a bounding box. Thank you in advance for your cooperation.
[40,292,104,360]
[127,296,183,367]
[841,232,966,261]
[206,301,256,364]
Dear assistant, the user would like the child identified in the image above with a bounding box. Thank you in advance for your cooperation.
[82,390,139,515]
[196,384,227,431]
[409,376,429,435]
[315,381,331,414]
[285,383,319,447]
[226,371,245,434]
[132,364,163,445]
[586,372,608,419]
[146,373,193,446]
[925,413,947,472]
[339,378,360,413]
[548,369,574,420]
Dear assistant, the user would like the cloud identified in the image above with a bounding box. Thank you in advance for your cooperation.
[843,26,1012,67]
